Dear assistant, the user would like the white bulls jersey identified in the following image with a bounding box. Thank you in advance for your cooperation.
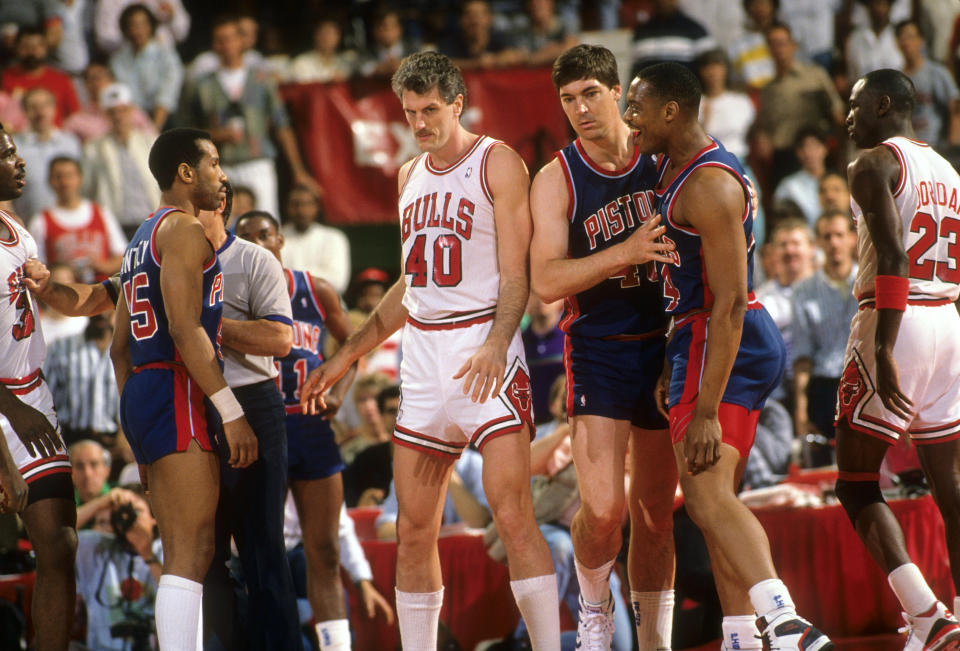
[0,210,46,381]
[851,136,960,302]
[399,135,502,325]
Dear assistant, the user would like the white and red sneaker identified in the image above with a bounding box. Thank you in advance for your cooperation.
[900,601,960,651]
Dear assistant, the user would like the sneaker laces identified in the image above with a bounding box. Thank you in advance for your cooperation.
[578,601,615,647]
[897,611,918,643]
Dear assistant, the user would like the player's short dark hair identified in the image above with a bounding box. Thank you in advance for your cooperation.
[861,68,915,115]
[235,210,280,232]
[48,156,81,175]
[377,384,401,413]
[552,44,620,91]
[148,127,213,191]
[119,3,158,38]
[391,51,467,107]
[634,62,702,113]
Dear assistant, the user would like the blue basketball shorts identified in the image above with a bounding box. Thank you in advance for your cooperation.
[285,410,346,481]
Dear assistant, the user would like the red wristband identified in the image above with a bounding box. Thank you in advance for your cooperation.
[874,275,909,311]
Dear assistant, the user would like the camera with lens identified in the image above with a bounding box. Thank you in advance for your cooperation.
[111,501,139,539]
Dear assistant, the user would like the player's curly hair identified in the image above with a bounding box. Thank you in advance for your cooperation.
[148,127,212,191]
[552,44,621,91]
[391,51,467,108]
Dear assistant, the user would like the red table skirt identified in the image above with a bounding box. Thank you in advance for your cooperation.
[345,533,518,651]
[755,495,955,636]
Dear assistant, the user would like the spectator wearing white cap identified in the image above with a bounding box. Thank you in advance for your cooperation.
[63,61,156,143]
[81,83,160,238]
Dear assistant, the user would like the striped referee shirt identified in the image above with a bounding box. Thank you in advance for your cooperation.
[44,333,119,435]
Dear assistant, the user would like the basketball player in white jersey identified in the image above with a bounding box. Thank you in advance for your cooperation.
[0,124,78,650]
[837,68,960,651]
[300,52,560,650]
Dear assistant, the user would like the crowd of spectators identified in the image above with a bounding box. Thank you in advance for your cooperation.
[0,0,958,648]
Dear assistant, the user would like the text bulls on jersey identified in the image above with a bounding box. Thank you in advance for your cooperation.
[400,192,474,243]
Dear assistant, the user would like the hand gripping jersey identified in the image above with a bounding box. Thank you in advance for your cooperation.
[555,139,668,338]
[0,210,45,382]
[276,269,325,411]
[120,206,224,367]
[399,135,504,327]
[653,138,761,318]
[851,136,960,305]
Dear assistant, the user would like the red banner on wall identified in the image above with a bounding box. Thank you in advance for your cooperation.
[281,67,572,226]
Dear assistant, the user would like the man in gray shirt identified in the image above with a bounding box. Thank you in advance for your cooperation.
[195,190,301,651]
[791,209,859,464]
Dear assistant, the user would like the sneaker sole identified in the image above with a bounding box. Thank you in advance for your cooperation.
[927,628,960,651]
[807,638,834,651]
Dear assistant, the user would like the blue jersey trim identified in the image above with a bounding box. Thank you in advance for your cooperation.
[264,314,293,325]
[216,232,235,254]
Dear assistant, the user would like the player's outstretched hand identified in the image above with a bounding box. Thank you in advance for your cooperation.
[621,215,676,265]
[223,417,258,468]
[453,341,506,404]
[21,258,50,295]
[876,348,913,420]
[359,579,395,625]
[0,458,28,513]
[683,412,721,476]
[300,353,351,415]
[5,399,61,458]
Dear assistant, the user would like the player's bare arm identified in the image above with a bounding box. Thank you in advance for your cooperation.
[0,383,61,458]
[221,317,293,357]
[300,159,417,413]
[311,274,357,419]
[22,258,115,317]
[453,145,528,403]
[529,159,674,303]
[110,293,133,396]
[0,433,27,512]
[674,167,749,474]
[156,212,258,467]
[848,147,913,418]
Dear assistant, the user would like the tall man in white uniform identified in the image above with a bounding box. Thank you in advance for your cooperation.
[300,52,561,650]
[0,124,77,650]
[836,68,960,651]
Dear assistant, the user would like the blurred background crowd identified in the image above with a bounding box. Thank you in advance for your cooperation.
[0,0,957,649]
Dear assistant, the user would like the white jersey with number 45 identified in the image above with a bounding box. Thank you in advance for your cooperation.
[399,135,503,326]
[0,210,46,382]
[852,136,960,302]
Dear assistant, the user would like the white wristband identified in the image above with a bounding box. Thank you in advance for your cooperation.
[209,386,244,423]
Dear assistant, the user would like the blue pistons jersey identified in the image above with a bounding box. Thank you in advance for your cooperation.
[653,139,759,316]
[276,269,326,409]
[120,206,224,367]
[556,139,668,338]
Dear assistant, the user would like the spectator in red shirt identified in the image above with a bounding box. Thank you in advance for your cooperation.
[1,26,80,126]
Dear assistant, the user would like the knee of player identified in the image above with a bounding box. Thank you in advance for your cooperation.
[835,477,885,525]
[34,526,78,568]
[578,499,625,536]
[306,535,341,572]
[395,515,437,548]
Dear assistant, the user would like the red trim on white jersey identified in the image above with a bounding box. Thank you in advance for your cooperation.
[1,368,43,395]
[0,210,21,247]
[882,142,907,198]
[425,136,485,175]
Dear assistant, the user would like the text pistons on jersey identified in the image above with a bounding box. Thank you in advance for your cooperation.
[916,180,960,213]
[400,192,474,243]
[291,320,322,354]
[583,189,656,250]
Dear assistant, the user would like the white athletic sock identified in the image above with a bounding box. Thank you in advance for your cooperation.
[953,596,959,618]
[722,615,762,650]
[510,574,561,651]
[196,599,203,651]
[748,578,796,622]
[315,618,351,650]
[156,574,203,651]
[888,563,938,617]
[630,590,675,650]
[574,557,614,605]
[396,588,443,650]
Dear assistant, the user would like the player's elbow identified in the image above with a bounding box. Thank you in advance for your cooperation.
[530,270,561,304]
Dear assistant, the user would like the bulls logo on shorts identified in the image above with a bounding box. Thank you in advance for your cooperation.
[836,352,869,422]
[505,364,533,424]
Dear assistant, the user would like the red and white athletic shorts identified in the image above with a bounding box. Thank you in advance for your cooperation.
[835,302,960,445]
[0,371,71,484]
[395,313,534,458]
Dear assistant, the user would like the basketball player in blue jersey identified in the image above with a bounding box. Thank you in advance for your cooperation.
[235,210,364,649]
[111,128,258,651]
[530,44,678,650]
[622,63,832,651]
